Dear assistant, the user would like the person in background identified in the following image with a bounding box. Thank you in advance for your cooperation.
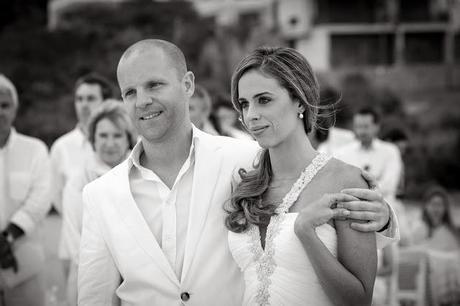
[51,73,113,272]
[61,100,136,306]
[381,127,409,199]
[381,127,412,246]
[189,84,219,135]
[336,107,403,200]
[411,184,460,250]
[335,108,404,302]
[214,96,253,140]
[50,72,113,215]
[410,184,460,306]
[0,74,51,306]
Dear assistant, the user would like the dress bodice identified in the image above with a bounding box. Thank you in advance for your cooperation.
[228,153,337,306]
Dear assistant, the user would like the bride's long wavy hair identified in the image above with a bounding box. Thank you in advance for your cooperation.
[225,46,321,233]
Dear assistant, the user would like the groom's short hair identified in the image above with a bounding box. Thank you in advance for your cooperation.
[118,39,187,78]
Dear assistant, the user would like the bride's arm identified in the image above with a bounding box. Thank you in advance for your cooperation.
[296,219,376,306]
[294,176,377,306]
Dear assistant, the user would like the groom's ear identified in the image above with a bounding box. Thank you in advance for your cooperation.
[183,71,195,97]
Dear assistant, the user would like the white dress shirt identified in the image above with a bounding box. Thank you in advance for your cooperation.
[50,126,94,215]
[61,152,111,263]
[0,129,51,233]
[128,135,196,279]
[335,138,403,199]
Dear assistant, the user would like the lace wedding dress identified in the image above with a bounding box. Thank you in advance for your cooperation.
[228,153,336,306]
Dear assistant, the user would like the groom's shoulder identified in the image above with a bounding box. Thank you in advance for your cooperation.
[84,160,128,196]
[201,131,258,150]
[210,134,260,158]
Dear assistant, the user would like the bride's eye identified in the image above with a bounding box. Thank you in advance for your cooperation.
[258,96,271,104]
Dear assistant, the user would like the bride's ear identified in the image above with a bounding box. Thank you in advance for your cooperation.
[296,101,306,114]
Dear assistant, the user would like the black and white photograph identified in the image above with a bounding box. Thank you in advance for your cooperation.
[0,0,459,305]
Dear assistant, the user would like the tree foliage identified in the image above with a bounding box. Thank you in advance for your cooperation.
[0,0,212,145]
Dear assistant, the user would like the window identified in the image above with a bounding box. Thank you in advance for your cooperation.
[404,32,444,63]
[331,34,395,67]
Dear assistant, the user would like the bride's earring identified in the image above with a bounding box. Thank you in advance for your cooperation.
[298,113,304,119]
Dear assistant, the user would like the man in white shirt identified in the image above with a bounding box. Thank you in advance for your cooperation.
[50,73,113,215]
[78,40,399,305]
[0,74,51,306]
[336,107,403,200]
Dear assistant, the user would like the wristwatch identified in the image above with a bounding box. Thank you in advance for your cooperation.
[2,231,14,245]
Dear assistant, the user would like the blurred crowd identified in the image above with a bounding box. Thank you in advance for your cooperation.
[313,104,460,306]
[0,68,459,306]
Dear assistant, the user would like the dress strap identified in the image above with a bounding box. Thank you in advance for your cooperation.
[275,153,331,214]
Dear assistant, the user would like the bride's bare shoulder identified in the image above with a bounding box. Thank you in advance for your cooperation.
[322,158,369,190]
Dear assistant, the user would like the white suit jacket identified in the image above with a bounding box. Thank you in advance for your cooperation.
[78,130,260,306]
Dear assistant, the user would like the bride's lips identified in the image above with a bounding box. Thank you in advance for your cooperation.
[249,125,268,136]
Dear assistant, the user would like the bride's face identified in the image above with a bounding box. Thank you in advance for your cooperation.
[237,69,304,148]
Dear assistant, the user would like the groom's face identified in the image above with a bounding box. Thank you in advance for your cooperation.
[118,48,193,143]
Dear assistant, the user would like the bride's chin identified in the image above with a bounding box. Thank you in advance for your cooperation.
[256,139,273,149]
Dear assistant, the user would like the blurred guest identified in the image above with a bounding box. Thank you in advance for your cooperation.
[380,127,412,246]
[0,74,51,306]
[336,107,403,200]
[412,184,460,249]
[189,85,219,135]
[382,127,409,198]
[410,184,460,306]
[214,97,252,140]
[61,101,136,306]
[50,73,112,269]
[50,72,113,215]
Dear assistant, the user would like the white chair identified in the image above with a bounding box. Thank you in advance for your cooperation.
[397,248,428,306]
[372,244,399,306]
[386,244,399,306]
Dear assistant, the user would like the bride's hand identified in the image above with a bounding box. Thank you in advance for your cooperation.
[294,193,357,237]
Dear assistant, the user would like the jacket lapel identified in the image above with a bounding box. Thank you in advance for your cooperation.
[181,131,224,282]
[114,162,180,287]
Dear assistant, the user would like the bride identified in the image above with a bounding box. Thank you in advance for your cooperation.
[226,47,377,306]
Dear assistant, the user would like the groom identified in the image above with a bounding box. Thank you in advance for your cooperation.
[78,39,398,305]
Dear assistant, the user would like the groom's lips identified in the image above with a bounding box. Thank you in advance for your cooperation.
[140,111,162,120]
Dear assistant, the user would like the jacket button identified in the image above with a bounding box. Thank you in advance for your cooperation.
[181,292,190,301]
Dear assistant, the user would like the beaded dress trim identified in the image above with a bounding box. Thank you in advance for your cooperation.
[247,153,331,306]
